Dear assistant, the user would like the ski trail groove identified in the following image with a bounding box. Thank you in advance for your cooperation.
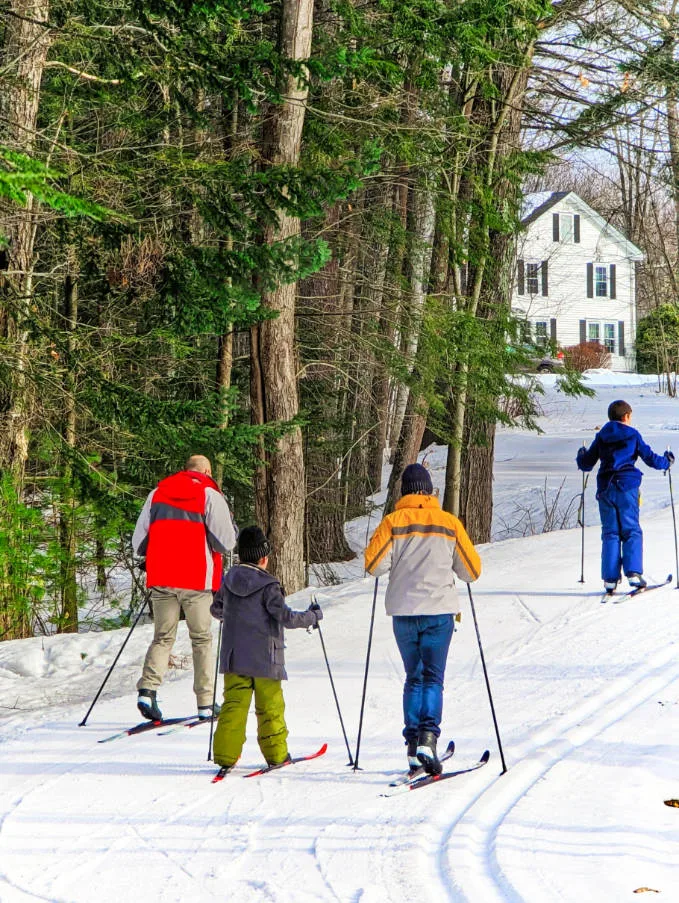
[436,641,679,903]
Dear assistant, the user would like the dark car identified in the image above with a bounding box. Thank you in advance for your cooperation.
[507,342,565,373]
[533,350,565,373]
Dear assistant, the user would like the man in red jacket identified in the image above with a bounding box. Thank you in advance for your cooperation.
[132,455,237,721]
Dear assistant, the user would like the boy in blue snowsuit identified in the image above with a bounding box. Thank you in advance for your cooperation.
[577,400,674,592]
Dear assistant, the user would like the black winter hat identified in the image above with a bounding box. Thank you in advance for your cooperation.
[401,463,433,496]
[237,525,271,563]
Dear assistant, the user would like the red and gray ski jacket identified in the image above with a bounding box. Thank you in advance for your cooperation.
[133,470,236,592]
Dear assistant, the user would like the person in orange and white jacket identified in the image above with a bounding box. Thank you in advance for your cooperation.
[364,463,481,776]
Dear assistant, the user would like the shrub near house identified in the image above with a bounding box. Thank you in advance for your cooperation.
[563,341,611,372]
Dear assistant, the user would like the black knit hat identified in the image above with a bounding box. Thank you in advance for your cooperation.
[401,463,433,496]
[237,526,271,563]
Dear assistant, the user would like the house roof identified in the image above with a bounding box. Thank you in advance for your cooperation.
[520,190,644,261]
[521,191,569,225]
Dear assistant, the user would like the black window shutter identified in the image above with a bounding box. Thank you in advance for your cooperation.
[574,214,581,243]
[553,213,560,242]
[550,318,557,342]
[580,320,587,344]
[586,263,594,298]
[618,321,625,357]
[609,263,616,299]
[541,260,548,296]
[518,259,525,295]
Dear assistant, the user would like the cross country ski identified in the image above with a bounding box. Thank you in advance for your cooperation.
[97,716,196,743]
[599,574,673,604]
[381,750,490,796]
[242,743,328,778]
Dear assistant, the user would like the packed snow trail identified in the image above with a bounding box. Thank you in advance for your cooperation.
[3,509,679,902]
[3,375,679,901]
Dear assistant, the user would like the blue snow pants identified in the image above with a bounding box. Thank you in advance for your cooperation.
[392,614,455,742]
[597,481,643,583]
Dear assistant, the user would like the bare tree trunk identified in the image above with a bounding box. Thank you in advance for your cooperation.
[459,406,496,543]
[299,206,355,565]
[666,86,679,265]
[443,58,533,517]
[383,390,428,515]
[389,181,436,449]
[58,247,78,632]
[250,0,314,593]
[0,0,52,484]
[214,98,239,489]
[363,187,393,493]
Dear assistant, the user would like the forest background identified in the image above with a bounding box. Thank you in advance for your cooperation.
[1,0,678,640]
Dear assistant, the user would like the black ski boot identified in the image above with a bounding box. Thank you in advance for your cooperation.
[137,689,162,721]
[416,730,442,776]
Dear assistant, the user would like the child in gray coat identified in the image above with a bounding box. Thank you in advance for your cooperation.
[210,526,322,769]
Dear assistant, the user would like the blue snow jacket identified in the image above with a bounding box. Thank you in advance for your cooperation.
[576,421,669,493]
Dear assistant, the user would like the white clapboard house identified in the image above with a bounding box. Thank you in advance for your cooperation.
[512,191,644,371]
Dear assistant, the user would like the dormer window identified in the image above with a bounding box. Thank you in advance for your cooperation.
[552,212,581,243]
[560,214,573,242]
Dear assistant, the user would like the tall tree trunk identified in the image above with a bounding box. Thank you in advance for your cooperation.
[0,0,52,484]
[443,58,533,517]
[389,180,436,449]
[58,247,78,632]
[459,405,496,543]
[0,0,51,640]
[299,205,355,565]
[383,389,428,515]
[666,86,679,266]
[250,0,314,593]
[368,182,404,488]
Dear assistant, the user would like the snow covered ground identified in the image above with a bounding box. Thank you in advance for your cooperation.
[2,372,679,902]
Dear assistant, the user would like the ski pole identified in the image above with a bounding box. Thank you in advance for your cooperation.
[577,464,588,583]
[353,577,379,771]
[207,615,223,761]
[667,447,679,589]
[313,596,354,766]
[466,583,507,774]
[79,591,150,726]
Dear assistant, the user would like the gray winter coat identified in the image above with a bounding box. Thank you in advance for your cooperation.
[210,564,317,680]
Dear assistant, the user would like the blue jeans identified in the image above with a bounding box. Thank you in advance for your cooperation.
[597,482,643,582]
[392,614,455,742]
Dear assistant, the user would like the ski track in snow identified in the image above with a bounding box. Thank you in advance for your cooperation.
[437,593,679,903]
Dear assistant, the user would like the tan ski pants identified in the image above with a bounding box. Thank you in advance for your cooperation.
[137,587,215,706]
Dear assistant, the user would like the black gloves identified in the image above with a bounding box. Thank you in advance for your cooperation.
[665,450,675,468]
[308,600,323,627]
[137,558,146,572]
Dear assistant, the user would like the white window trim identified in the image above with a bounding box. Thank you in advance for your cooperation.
[594,262,610,298]
[525,260,540,296]
[533,319,549,346]
[586,320,617,354]
[603,322,616,354]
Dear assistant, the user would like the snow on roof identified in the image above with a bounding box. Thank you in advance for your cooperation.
[520,191,568,223]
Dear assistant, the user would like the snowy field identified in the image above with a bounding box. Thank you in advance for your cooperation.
[2,372,679,902]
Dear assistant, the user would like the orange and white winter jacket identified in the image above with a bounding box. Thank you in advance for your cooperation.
[364,494,481,616]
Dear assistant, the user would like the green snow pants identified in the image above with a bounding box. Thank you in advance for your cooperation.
[212,674,289,768]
